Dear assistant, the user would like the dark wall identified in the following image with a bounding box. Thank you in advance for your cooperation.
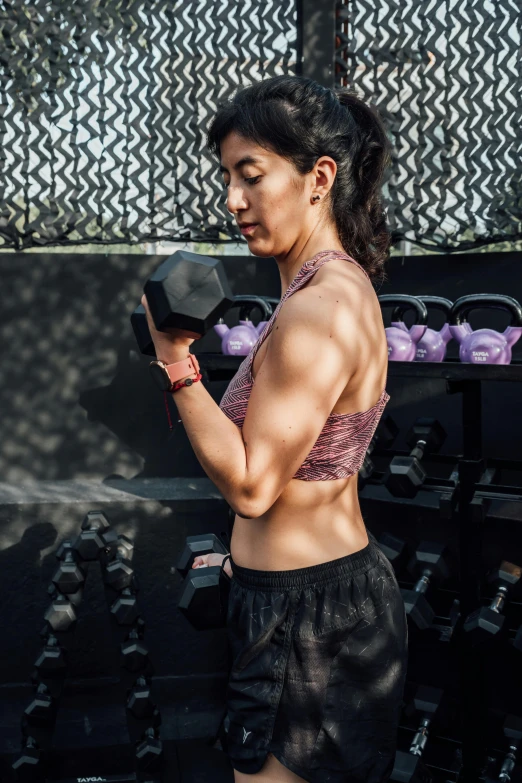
[1,249,521,751]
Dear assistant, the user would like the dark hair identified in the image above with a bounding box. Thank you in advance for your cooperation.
[206,75,392,282]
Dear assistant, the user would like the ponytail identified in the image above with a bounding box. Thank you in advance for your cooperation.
[332,89,393,282]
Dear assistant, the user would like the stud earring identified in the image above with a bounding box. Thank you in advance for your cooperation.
[311,194,321,203]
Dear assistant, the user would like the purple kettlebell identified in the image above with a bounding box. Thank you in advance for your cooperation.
[214,295,273,356]
[449,294,522,365]
[392,296,453,363]
[378,295,428,362]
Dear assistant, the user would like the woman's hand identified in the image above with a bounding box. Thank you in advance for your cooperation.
[141,293,201,361]
[192,552,233,579]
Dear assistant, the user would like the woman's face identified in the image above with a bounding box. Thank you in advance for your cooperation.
[219,131,335,258]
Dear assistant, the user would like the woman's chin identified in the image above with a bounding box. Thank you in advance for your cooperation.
[246,238,273,257]
[250,247,275,258]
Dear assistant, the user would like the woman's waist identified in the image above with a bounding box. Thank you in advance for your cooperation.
[230,502,368,571]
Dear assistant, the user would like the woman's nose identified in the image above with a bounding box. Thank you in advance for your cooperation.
[226,185,248,215]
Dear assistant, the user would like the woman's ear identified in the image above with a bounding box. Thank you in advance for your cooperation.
[312,156,337,199]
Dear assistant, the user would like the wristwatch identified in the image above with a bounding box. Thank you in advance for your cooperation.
[149,354,200,392]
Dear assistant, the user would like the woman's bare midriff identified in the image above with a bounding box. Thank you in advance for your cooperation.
[230,473,369,571]
[229,256,385,572]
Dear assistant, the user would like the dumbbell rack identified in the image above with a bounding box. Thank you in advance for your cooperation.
[13,515,163,783]
[195,353,522,783]
[389,359,522,783]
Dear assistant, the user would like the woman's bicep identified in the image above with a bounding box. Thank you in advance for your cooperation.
[239,294,357,517]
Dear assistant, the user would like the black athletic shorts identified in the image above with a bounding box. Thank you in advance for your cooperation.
[224,530,408,782]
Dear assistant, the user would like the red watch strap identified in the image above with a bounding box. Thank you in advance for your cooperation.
[172,372,202,393]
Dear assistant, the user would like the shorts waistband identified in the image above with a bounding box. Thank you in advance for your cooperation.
[229,533,380,591]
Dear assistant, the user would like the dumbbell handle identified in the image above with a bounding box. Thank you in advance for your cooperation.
[410,439,427,462]
[413,570,435,596]
[410,716,431,756]
[499,745,518,782]
[490,585,509,613]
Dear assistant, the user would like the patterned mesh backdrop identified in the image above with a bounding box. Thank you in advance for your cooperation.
[0,1,520,251]
[0,0,298,249]
[335,0,522,251]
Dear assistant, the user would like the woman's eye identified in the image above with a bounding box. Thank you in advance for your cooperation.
[223,176,261,189]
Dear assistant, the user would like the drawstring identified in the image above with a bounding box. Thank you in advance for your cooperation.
[221,553,232,579]
[163,390,182,431]
[163,390,174,430]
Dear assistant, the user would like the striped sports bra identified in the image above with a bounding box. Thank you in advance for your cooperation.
[219,250,390,480]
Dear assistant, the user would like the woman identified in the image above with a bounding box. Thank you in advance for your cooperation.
[142,76,408,783]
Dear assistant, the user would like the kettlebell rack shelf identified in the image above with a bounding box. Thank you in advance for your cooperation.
[385,358,522,383]
[195,353,521,782]
[195,353,522,383]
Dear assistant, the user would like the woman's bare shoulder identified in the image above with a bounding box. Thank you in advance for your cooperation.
[297,256,387,371]
[303,255,378,321]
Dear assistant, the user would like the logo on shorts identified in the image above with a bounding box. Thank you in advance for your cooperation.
[242,727,252,744]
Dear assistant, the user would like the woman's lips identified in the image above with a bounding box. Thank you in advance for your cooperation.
[240,224,258,236]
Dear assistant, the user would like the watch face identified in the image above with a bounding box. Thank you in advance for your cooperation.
[149,362,171,391]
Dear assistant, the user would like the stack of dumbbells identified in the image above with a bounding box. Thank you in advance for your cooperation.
[174,523,233,753]
[12,511,163,783]
[175,531,231,632]
[99,514,163,780]
[363,411,522,781]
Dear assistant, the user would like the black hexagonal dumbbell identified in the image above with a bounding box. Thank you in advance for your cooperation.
[175,533,228,579]
[135,726,163,774]
[401,541,451,630]
[464,561,522,646]
[33,634,67,680]
[110,586,141,626]
[126,676,157,720]
[73,510,112,562]
[11,736,41,781]
[121,626,150,673]
[51,541,86,595]
[131,250,234,357]
[47,581,83,608]
[174,533,230,632]
[104,536,135,592]
[44,589,81,634]
[385,418,446,498]
[102,530,134,563]
[391,685,443,782]
[177,563,231,631]
[23,682,55,728]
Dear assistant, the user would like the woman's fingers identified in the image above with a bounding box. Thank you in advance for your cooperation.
[192,553,227,569]
[192,555,209,569]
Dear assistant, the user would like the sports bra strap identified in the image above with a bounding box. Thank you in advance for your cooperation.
[304,250,370,282]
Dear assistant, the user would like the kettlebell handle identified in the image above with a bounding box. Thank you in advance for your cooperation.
[259,296,281,316]
[391,296,453,323]
[231,295,272,321]
[449,294,522,327]
[378,295,428,325]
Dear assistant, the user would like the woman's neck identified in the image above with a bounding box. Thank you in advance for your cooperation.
[275,237,345,294]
